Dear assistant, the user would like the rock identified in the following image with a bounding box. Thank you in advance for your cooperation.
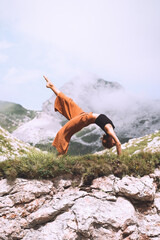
[0,218,25,240]
[27,187,87,228]
[0,179,14,196]
[91,189,117,201]
[89,227,122,240]
[0,195,14,209]
[72,196,136,236]
[0,126,40,162]
[24,211,77,240]
[150,168,160,179]
[10,178,53,204]
[123,224,138,240]
[154,192,160,213]
[91,175,117,193]
[138,214,160,237]
[0,176,160,239]
[27,206,60,227]
[114,175,156,201]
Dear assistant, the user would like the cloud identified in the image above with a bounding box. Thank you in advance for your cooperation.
[0,67,42,109]
[0,40,13,63]
[0,53,8,63]
[3,67,40,84]
[0,0,160,109]
[0,40,13,49]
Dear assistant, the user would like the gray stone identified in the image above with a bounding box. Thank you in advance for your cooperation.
[0,179,13,197]
[24,211,77,240]
[154,192,160,213]
[0,175,160,240]
[91,175,117,193]
[114,175,156,201]
[150,168,160,179]
[72,196,136,235]
[0,196,14,209]
[10,178,53,204]
[138,214,160,237]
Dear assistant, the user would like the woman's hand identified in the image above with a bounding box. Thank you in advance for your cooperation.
[104,124,122,156]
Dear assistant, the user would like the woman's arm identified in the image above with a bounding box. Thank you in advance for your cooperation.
[104,124,122,156]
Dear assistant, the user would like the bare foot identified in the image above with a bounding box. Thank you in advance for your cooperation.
[43,75,53,88]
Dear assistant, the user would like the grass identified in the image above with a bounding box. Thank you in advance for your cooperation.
[0,135,13,152]
[0,150,159,185]
[120,130,160,155]
[0,101,36,133]
[35,141,103,156]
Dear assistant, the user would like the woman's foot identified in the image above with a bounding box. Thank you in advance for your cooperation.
[43,75,54,88]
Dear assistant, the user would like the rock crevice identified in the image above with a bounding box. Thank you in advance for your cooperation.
[0,169,160,240]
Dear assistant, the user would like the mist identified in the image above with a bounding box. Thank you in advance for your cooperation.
[52,74,160,140]
[13,73,160,150]
[0,0,160,110]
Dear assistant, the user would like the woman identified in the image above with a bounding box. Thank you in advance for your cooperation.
[43,76,122,156]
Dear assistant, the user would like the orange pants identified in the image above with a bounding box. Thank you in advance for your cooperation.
[54,92,84,120]
[53,92,95,154]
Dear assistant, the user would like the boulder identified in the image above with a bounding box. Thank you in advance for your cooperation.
[114,175,156,201]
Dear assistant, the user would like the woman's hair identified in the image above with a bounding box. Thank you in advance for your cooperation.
[101,134,115,149]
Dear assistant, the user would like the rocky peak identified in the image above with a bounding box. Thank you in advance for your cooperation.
[12,76,160,155]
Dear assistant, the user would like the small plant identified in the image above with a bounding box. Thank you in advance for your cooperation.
[0,150,159,182]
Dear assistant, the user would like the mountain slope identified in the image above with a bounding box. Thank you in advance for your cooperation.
[13,76,160,155]
[0,101,36,132]
[95,130,160,156]
[0,126,41,162]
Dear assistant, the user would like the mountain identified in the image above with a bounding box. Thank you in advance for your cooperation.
[12,76,160,155]
[95,129,160,156]
[0,127,160,239]
[0,101,36,133]
[0,126,41,162]
[1,123,160,161]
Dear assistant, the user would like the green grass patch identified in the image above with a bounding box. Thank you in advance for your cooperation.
[0,134,13,152]
[120,131,160,155]
[0,150,159,184]
[0,101,36,133]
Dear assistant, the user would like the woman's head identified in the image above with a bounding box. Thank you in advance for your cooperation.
[101,134,116,149]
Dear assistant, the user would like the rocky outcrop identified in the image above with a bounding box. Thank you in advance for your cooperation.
[0,126,42,162]
[0,169,160,239]
[95,130,160,156]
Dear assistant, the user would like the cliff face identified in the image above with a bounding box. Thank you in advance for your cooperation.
[0,170,160,240]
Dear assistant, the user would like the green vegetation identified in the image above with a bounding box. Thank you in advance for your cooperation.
[0,134,13,152]
[118,131,160,155]
[35,140,103,156]
[0,101,36,132]
[35,142,57,153]
[0,150,159,184]
[67,141,102,155]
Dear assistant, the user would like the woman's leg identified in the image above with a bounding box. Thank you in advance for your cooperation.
[43,76,60,95]
[43,75,84,120]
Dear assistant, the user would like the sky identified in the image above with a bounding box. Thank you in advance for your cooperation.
[0,0,160,110]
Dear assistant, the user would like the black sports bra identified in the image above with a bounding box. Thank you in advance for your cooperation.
[95,114,115,131]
